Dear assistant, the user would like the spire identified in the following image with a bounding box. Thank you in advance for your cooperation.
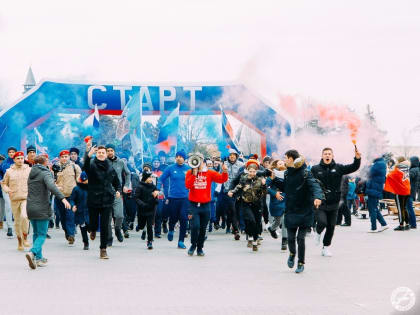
[23,67,36,94]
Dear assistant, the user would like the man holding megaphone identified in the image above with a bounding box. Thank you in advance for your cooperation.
[185,152,228,256]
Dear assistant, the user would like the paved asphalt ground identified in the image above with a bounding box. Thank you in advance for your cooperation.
[1,213,419,315]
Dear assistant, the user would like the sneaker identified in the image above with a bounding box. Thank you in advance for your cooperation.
[167,231,174,242]
[322,246,332,257]
[188,245,196,256]
[107,238,113,247]
[25,252,37,270]
[234,233,240,241]
[394,225,405,231]
[214,223,220,230]
[90,231,96,240]
[48,221,54,229]
[252,242,258,251]
[315,233,321,246]
[340,223,351,227]
[115,228,124,242]
[197,249,205,256]
[409,225,417,229]
[404,225,410,231]
[379,226,389,232]
[141,231,146,240]
[162,223,168,234]
[225,228,231,234]
[281,238,288,251]
[83,243,89,250]
[208,224,213,233]
[0,221,3,229]
[129,222,134,231]
[147,241,153,250]
[268,227,278,239]
[247,240,253,248]
[7,228,13,238]
[124,231,130,239]
[295,263,304,274]
[178,241,186,249]
[155,234,162,239]
[221,221,226,229]
[46,234,51,239]
[68,236,75,246]
[100,249,109,259]
[368,229,379,233]
[36,259,47,267]
[287,254,295,268]
[135,225,140,232]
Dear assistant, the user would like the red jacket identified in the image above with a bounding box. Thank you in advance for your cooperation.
[384,162,411,196]
[185,169,228,203]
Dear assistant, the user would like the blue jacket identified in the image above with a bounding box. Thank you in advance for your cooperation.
[266,177,286,217]
[0,157,14,181]
[159,163,190,198]
[69,183,89,225]
[347,181,357,200]
[365,158,386,198]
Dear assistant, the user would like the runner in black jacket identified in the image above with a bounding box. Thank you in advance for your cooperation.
[311,147,361,257]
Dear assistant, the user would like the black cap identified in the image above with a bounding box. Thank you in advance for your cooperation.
[70,147,80,155]
[27,145,36,154]
[7,146,17,153]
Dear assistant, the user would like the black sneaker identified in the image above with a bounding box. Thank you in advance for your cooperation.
[188,245,196,256]
[48,221,54,229]
[404,225,410,231]
[129,222,134,231]
[141,231,146,240]
[46,234,51,239]
[234,233,240,241]
[295,263,305,274]
[221,221,226,229]
[287,254,295,268]
[409,225,417,229]
[268,227,278,239]
[340,223,351,227]
[83,243,89,250]
[147,241,153,250]
[394,225,405,231]
[107,238,113,247]
[124,231,130,239]
[214,223,220,230]
[7,228,13,238]
[281,238,288,251]
[115,229,124,242]
[197,249,205,256]
[155,233,162,239]
[135,225,140,232]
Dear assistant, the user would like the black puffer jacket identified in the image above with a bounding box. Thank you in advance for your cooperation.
[134,181,158,216]
[311,157,361,205]
[409,156,419,199]
[274,158,324,229]
[83,153,121,208]
[27,164,65,220]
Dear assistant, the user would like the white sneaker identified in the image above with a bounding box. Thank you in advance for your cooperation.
[322,246,332,257]
[379,226,389,232]
[368,229,379,233]
[315,233,321,246]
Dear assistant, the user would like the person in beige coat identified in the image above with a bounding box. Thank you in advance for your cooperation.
[53,150,81,245]
[1,151,31,250]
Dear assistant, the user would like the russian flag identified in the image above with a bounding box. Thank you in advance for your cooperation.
[83,105,100,129]
[155,104,179,153]
[221,107,240,152]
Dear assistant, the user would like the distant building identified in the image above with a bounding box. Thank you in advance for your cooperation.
[23,67,36,94]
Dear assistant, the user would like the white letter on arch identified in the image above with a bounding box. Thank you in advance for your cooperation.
[87,85,107,109]
[113,86,132,110]
[159,87,176,112]
[139,86,153,111]
[183,86,202,112]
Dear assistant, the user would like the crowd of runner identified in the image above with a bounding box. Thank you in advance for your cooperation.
[0,140,419,273]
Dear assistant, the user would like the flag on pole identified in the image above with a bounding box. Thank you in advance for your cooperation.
[116,94,140,140]
[155,103,180,154]
[220,105,240,152]
[83,105,100,129]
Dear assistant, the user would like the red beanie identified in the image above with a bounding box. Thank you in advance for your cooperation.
[246,159,260,170]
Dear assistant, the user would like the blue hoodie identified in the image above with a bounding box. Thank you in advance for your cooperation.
[365,157,387,198]
[0,157,14,181]
[159,163,190,198]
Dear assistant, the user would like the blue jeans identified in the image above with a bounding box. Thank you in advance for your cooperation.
[209,201,216,223]
[154,199,168,235]
[56,198,75,237]
[406,197,417,228]
[189,202,210,249]
[367,196,387,230]
[168,198,188,242]
[30,219,49,260]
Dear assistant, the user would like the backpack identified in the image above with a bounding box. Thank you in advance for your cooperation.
[289,169,328,199]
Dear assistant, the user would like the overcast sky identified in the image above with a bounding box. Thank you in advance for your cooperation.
[1,0,419,146]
